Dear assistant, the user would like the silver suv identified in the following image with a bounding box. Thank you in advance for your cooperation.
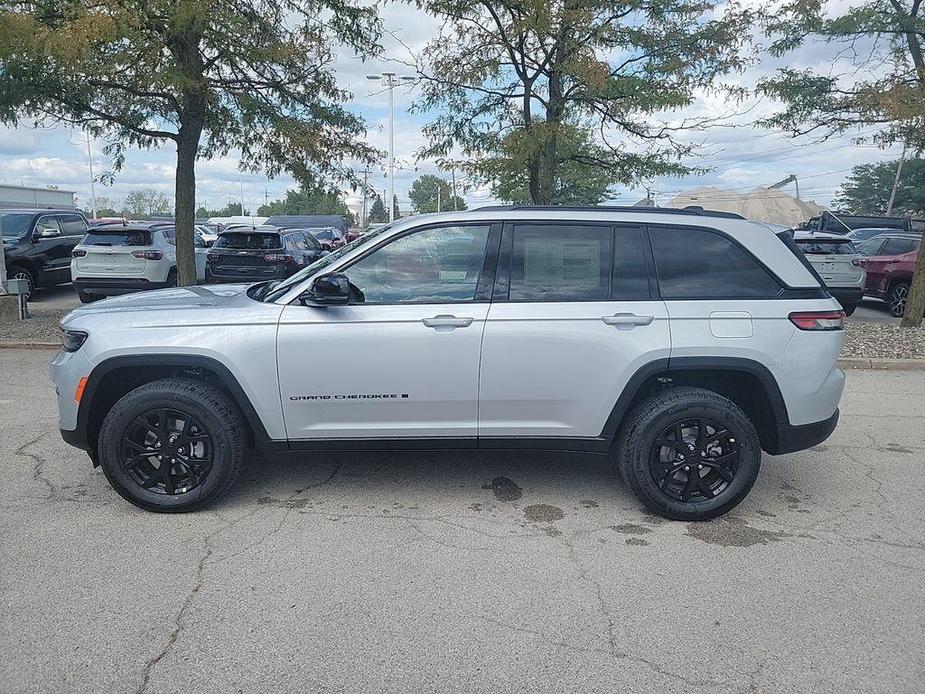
[51,207,846,520]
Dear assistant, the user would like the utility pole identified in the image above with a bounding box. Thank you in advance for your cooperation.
[367,72,415,223]
[86,133,97,219]
[362,167,370,227]
[887,143,907,216]
[436,184,441,213]
[239,179,245,216]
[451,162,458,211]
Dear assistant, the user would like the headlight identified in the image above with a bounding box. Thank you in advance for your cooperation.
[61,329,88,352]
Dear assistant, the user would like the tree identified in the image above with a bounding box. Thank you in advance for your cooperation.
[833,159,925,215]
[759,0,925,325]
[408,174,466,213]
[410,0,755,205]
[0,0,379,285]
[122,188,171,218]
[258,187,353,223]
[368,194,388,223]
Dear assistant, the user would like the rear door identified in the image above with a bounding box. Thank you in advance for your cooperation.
[75,228,151,277]
[478,222,669,444]
[864,237,919,294]
[32,215,71,282]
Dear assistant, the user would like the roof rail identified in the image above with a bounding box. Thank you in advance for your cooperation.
[472,205,745,220]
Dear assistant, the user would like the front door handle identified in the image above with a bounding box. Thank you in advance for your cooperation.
[422,315,474,331]
[602,313,655,330]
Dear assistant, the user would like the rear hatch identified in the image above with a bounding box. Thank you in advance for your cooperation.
[208,232,284,278]
[794,236,862,286]
[74,229,153,277]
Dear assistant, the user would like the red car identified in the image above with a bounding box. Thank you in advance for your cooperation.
[856,233,922,316]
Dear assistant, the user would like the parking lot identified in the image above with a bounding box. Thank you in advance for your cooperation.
[1,348,923,693]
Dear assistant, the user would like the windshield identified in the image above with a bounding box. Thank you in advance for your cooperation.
[215,232,282,249]
[262,222,396,302]
[0,213,33,237]
[311,228,339,240]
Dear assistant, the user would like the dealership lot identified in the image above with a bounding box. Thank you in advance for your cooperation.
[1,349,923,693]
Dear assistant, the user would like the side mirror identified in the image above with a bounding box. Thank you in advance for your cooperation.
[300,273,350,306]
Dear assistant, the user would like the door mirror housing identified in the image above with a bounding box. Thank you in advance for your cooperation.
[300,273,350,306]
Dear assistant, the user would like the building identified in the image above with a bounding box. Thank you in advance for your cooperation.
[0,184,76,210]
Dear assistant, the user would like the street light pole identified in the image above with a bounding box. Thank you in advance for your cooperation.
[367,71,415,223]
[86,133,97,219]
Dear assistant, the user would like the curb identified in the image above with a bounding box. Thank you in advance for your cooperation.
[837,357,925,370]
[0,341,58,351]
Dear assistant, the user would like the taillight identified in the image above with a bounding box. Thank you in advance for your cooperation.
[789,310,845,331]
[131,250,163,260]
[207,252,220,262]
[72,249,86,258]
[264,253,292,263]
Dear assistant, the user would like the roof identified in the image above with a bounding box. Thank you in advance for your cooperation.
[474,204,745,220]
[264,214,348,231]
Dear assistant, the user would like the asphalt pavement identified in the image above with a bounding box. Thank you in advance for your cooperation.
[1,350,923,693]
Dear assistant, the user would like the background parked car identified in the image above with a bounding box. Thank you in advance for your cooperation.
[1,208,88,300]
[71,223,207,303]
[793,231,865,315]
[205,228,326,283]
[844,227,918,245]
[307,226,346,251]
[856,233,922,317]
[803,211,911,234]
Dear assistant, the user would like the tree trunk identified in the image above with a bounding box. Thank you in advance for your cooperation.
[899,31,925,326]
[174,124,201,287]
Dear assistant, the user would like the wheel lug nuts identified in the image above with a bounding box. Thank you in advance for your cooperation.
[156,442,161,448]
[698,464,703,469]
[684,466,690,471]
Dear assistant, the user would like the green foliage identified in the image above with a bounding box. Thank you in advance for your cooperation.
[759,0,925,149]
[411,0,756,204]
[122,188,171,218]
[257,187,355,226]
[197,202,251,218]
[833,159,925,215]
[408,174,466,213]
[367,194,388,223]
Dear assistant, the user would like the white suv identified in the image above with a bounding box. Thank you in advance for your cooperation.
[71,224,207,302]
[51,207,845,519]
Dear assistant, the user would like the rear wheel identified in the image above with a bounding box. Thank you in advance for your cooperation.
[166,268,178,287]
[77,289,101,304]
[9,265,35,301]
[842,303,857,317]
[97,378,247,512]
[616,387,761,521]
[888,282,909,317]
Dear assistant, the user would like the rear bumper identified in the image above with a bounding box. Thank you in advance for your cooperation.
[206,267,289,283]
[768,409,839,455]
[73,278,170,294]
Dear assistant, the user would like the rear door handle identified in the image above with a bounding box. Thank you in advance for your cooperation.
[422,315,474,331]
[602,313,655,330]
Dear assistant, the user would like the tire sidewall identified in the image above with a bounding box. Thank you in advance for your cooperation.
[98,388,238,512]
[628,397,761,520]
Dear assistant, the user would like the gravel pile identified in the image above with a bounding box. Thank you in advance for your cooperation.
[841,322,925,360]
[0,303,69,345]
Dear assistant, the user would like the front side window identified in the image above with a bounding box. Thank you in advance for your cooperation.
[344,225,491,304]
[881,238,919,256]
[856,238,885,257]
[650,226,781,298]
[34,216,61,236]
[509,224,612,301]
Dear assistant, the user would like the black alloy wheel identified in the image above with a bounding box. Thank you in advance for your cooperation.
[649,417,739,503]
[889,283,908,318]
[10,267,35,301]
[120,408,213,495]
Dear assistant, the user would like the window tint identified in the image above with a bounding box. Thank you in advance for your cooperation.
[34,216,61,236]
[650,227,781,298]
[881,238,919,256]
[83,229,153,246]
[59,214,87,235]
[345,225,491,304]
[215,232,282,249]
[855,238,885,257]
[0,213,33,237]
[509,225,611,301]
[612,227,650,298]
[796,239,857,255]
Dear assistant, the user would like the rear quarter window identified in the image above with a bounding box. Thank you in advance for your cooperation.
[650,226,782,298]
[82,230,153,246]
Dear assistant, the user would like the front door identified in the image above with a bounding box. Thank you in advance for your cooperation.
[277,222,498,441]
[478,222,670,442]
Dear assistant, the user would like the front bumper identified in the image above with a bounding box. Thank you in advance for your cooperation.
[73,278,171,295]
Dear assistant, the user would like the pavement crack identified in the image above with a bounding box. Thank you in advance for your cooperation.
[16,432,56,499]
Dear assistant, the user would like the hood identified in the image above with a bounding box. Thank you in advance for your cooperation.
[61,283,257,325]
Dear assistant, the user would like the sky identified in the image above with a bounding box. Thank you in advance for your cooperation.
[0,2,903,218]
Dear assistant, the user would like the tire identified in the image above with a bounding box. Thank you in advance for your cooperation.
[842,303,857,317]
[97,378,247,512]
[166,268,178,287]
[615,387,761,521]
[78,290,101,304]
[8,265,35,301]
[888,282,909,318]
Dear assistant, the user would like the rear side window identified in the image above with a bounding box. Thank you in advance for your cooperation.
[59,214,88,236]
[650,226,781,298]
[509,224,612,301]
[215,233,282,249]
[83,229,152,246]
[796,239,857,255]
[880,238,919,256]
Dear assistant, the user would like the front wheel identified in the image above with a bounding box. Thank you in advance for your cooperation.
[616,387,761,521]
[9,265,35,301]
[888,282,909,318]
[97,378,247,512]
